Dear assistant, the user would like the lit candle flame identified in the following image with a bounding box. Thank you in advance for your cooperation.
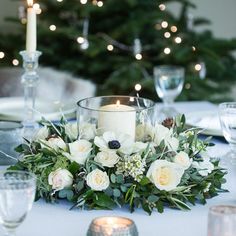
[27,0,34,7]
[116,100,120,106]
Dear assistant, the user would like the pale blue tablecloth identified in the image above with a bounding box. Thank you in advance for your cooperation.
[1,101,235,236]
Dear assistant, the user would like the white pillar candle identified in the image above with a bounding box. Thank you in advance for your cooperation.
[26,0,37,53]
[98,100,136,140]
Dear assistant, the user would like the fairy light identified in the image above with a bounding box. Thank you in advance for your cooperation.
[161,21,168,28]
[80,0,87,4]
[175,37,182,44]
[159,4,166,11]
[195,64,202,71]
[107,44,114,51]
[164,32,171,38]
[135,84,142,91]
[0,52,5,59]
[21,18,27,24]
[185,83,191,89]
[57,0,63,2]
[77,37,85,44]
[12,59,19,66]
[192,46,196,51]
[97,1,103,7]
[92,0,97,5]
[33,3,40,10]
[135,53,142,60]
[164,47,171,54]
[49,25,56,31]
[170,26,177,33]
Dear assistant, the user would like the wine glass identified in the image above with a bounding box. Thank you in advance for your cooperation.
[154,65,185,118]
[219,102,236,164]
[208,205,236,236]
[0,170,36,236]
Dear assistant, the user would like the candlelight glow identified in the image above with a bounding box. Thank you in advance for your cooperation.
[27,0,34,7]
[116,100,120,106]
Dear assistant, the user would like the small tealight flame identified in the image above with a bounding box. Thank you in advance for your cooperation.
[27,0,34,7]
[116,100,120,106]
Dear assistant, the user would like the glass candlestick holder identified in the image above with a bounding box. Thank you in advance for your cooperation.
[20,50,42,137]
[77,96,157,141]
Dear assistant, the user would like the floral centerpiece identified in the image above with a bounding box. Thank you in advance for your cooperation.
[10,115,227,215]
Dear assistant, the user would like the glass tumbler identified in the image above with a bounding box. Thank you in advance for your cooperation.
[208,205,236,236]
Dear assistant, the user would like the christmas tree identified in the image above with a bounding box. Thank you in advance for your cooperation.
[0,0,236,102]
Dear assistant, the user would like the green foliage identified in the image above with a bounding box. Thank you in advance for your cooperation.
[0,0,236,102]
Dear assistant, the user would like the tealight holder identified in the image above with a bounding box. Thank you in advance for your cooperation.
[77,96,157,140]
[87,216,139,236]
[20,50,42,136]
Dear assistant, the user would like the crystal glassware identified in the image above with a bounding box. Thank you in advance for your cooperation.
[0,170,36,236]
[219,102,236,164]
[154,65,185,118]
[77,96,157,141]
[20,50,42,139]
[87,216,139,236]
[208,205,236,236]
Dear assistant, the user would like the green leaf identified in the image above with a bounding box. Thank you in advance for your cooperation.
[68,162,80,175]
[139,176,150,186]
[110,174,116,184]
[94,193,116,209]
[58,189,74,201]
[147,195,159,203]
[113,189,121,198]
[116,174,124,184]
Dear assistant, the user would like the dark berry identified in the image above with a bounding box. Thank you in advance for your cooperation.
[108,140,121,149]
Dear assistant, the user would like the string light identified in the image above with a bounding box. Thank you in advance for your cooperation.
[21,18,27,24]
[97,1,103,7]
[80,0,87,4]
[135,84,142,91]
[192,46,196,51]
[175,37,182,44]
[159,4,166,11]
[135,53,142,60]
[195,64,201,71]
[161,21,168,28]
[164,32,171,38]
[57,0,63,2]
[33,3,40,10]
[80,38,89,50]
[92,0,97,5]
[12,59,19,66]
[49,25,56,31]
[164,47,171,54]
[77,37,85,44]
[170,26,177,33]
[0,52,5,59]
[107,44,114,51]
[185,83,191,89]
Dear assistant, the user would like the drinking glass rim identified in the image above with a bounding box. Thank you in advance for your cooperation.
[0,170,36,181]
[219,102,236,108]
[153,65,185,72]
[209,205,236,216]
[77,95,156,113]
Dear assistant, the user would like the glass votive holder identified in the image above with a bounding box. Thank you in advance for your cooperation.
[87,216,139,236]
[77,96,156,141]
[0,121,23,165]
[207,205,236,236]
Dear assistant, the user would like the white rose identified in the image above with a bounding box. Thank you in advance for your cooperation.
[94,151,120,168]
[192,160,214,176]
[174,151,192,170]
[154,124,172,145]
[67,139,92,165]
[79,123,96,140]
[33,126,49,141]
[146,160,184,191]
[86,169,110,191]
[48,168,73,191]
[166,136,179,151]
[132,142,148,153]
[42,136,67,151]
[65,123,78,140]
[136,124,155,141]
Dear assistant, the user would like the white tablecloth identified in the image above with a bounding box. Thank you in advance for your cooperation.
[1,101,235,236]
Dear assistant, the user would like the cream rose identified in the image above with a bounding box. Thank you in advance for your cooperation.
[174,151,192,170]
[146,160,184,191]
[42,136,67,151]
[67,139,92,165]
[86,169,110,191]
[94,151,120,168]
[48,168,73,191]
[65,123,78,140]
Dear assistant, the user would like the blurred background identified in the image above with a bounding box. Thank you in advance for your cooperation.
[0,0,235,102]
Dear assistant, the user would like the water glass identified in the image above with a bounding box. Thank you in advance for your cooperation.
[219,102,236,163]
[154,65,185,118]
[208,205,236,236]
[0,170,36,236]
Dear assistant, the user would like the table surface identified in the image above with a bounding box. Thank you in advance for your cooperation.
[1,101,235,236]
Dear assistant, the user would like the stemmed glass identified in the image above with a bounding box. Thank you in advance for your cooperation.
[0,170,36,236]
[154,65,185,118]
[219,102,236,164]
